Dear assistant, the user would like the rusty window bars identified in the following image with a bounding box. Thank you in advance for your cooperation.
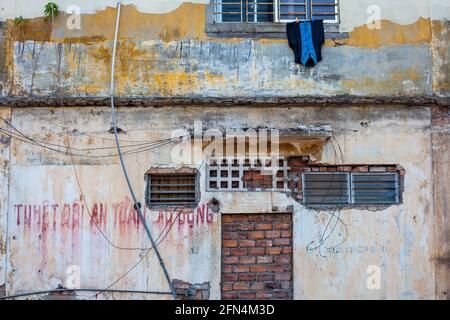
[213,0,339,23]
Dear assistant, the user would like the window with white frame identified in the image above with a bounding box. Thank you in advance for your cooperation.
[213,0,339,23]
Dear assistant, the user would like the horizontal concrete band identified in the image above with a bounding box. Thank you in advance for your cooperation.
[1,95,449,108]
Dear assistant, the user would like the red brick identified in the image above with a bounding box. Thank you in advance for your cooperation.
[257,256,273,264]
[222,265,232,273]
[238,223,254,231]
[239,274,255,281]
[222,248,231,256]
[256,292,273,299]
[266,247,283,255]
[231,248,248,256]
[223,256,238,264]
[264,282,281,289]
[337,166,352,172]
[250,282,265,290]
[233,265,250,273]
[239,292,256,299]
[248,215,268,222]
[233,282,250,291]
[255,223,272,230]
[222,233,232,240]
[248,247,265,255]
[275,272,292,281]
[273,238,290,246]
[282,247,293,254]
[267,265,284,272]
[353,166,369,172]
[319,167,328,172]
[222,215,233,223]
[274,223,290,230]
[249,265,266,273]
[247,231,265,239]
[273,291,290,298]
[222,284,233,292]
[288,159,308,167]
[256,240,273,247]
[231,215,249,222]
[240,240,256,247]
[222,274,238,282]
[265,230,281,238]
[230,231,248,240]
[239,256,256,264]
[281,230,292,238]
[222,292,238,299]
[223,240,238,248]
[222,224,237,232]
[253,173,265,180]
[257,274,274,281]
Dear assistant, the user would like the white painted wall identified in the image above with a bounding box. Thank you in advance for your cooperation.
[1,0,449,31]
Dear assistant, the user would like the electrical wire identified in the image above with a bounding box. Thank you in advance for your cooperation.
[0,288,172,300]
[19,109,164,143]
[306,136,348,257]
[0,115,178,153]
[108,1,176,299]
[85,206,186,300]
[0,125,177,159]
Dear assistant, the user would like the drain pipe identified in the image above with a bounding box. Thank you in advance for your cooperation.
[110,1,177,299]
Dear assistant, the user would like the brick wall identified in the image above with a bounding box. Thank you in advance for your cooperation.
[221,214,293,300]
[173,279,210,300]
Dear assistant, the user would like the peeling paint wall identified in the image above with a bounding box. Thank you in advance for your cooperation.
[0,107,11,292]
[432,106,450,300]
[0,1,448,98]
[0,0,448,300]
[2,105,437,299]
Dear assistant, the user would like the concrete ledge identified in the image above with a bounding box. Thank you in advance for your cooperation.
[0,95,448,108]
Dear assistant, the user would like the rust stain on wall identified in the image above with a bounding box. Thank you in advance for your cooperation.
[333,18,432,49]
[431,20,450,95]
[53,4,208,43]
[5,5,437,50]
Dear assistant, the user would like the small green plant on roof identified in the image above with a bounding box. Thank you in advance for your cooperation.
[44,2,59,18]
[14,16,29,25]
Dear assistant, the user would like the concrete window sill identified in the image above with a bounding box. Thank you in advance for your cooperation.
[205,22,348,40]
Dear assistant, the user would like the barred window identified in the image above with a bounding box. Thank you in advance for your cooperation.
[146,172,199,208]
[302,172,400,205]
[214,0,339,23]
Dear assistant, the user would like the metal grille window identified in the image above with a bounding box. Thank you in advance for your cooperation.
[207,157,289,191]
[302,172,400,205]
[302,173,350,205]
[146,173,198,207]
[351,173,399,204]
[214,0,338,23]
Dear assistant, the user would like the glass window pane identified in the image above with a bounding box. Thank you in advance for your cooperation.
[279,0,307,21]
[247,0,274,22]
[311,0,337,21]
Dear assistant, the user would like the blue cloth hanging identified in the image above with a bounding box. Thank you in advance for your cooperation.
[299,21,318,66]
[286,20,325,67]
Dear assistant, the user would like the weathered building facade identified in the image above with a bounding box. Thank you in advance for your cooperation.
[0,0,449,300]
